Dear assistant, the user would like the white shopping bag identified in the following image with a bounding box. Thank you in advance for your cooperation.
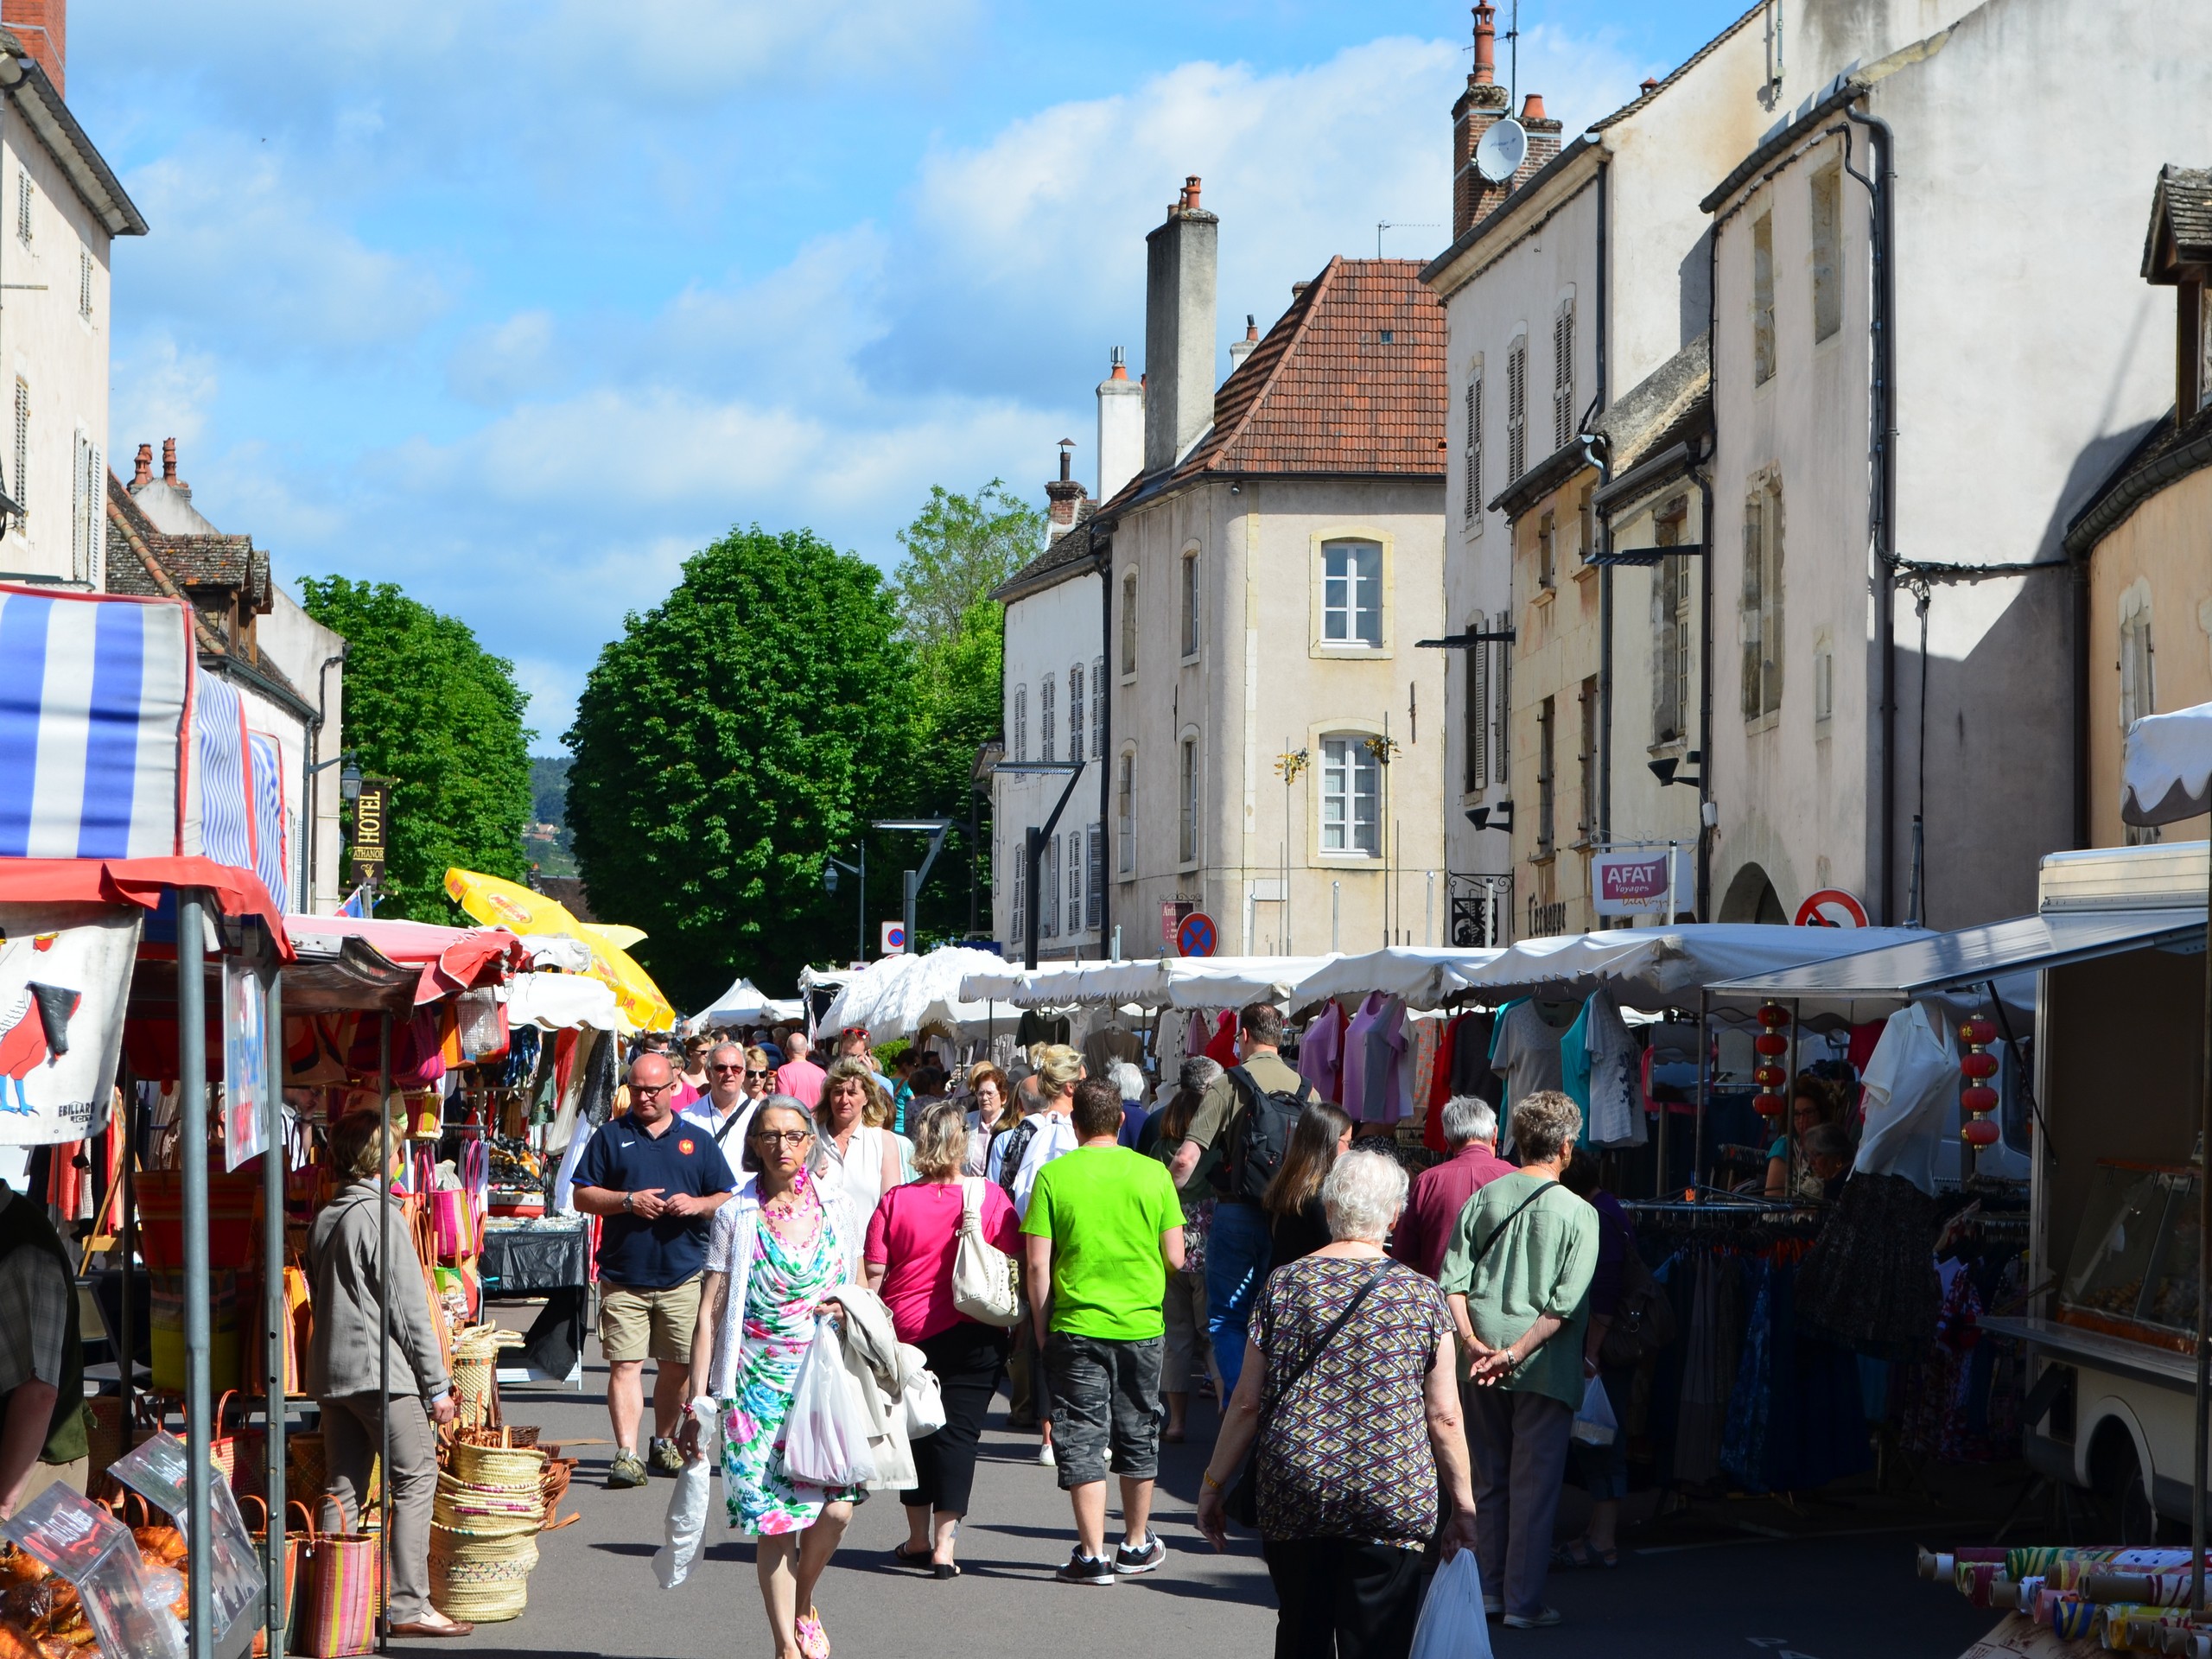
[1571,1373,1618,1446]
[779,1317,880,1489]
[653,1396,719,1590]
[1410,1549,1494,1659]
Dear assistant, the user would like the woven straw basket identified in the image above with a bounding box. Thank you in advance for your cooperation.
[448,1440,546,1488]
[430,1526,537,1623]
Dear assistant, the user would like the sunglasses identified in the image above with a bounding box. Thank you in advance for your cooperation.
[711,1063,746,1073]
[746,1068,770,1078]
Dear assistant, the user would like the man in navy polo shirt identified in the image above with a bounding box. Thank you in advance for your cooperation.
[572,1052,736,1486]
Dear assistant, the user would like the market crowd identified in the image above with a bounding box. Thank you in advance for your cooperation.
[427,999,1679,1659]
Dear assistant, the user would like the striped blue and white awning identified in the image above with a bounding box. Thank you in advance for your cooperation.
[0,586,193,859]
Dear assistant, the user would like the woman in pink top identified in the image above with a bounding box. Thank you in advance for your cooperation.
[864,1098,1022,1579]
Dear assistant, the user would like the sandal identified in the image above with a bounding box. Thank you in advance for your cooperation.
[1549,1540,1619,1570]
[931,1561,961,1580]
[796,1607,830,1659]
[889,1542,932,1568]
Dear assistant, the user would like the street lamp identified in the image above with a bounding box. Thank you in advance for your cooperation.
[823,843,866,963]
[991,760,1086,970]
[870,817,960,957]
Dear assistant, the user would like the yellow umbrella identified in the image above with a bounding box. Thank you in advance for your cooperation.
[443,868,678,1032]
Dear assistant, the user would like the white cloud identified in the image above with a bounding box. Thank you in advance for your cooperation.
[108,334,219,456]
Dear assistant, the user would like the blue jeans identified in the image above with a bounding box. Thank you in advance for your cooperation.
[1204,1200,1273,1389]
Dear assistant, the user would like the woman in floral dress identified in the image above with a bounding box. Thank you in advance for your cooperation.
[683,1097,861,1659]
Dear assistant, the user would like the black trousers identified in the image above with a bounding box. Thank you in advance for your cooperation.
[902,1321,1010,1516]
[1262,1536,1427,1659]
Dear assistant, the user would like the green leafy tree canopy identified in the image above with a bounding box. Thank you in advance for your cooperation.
[296,575,536,920]
[888,480,1045,649]
[564,524,913,1004]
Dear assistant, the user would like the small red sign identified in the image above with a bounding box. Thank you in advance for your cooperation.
[1795,888,1870,928]
[677,1138,696,1154]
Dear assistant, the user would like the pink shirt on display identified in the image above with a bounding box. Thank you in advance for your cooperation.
[1300,1001,1345,1104]
[864,1179,1023,1344]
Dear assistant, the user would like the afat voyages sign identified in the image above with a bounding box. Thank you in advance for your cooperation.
[1590,849,1694,919]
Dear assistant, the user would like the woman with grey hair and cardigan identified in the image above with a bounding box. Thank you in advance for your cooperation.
[1440,1090,1599,1630]
[1197,1147,1478,1658]
[306,1109,468,1639]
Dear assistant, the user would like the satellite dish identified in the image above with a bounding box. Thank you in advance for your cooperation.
[1475,118,1528,184]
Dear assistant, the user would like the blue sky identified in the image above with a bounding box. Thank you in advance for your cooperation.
[73,0,1751,752]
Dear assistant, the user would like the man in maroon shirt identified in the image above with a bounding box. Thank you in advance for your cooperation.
[1392,1096,1512,1279]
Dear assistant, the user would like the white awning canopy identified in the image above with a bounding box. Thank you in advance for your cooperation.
[1283,947,1504,1011]
[2124,699,2212,826]
[823,946,1025,1042]
[958,956,1337,1011]
[1440,924,1929,1013]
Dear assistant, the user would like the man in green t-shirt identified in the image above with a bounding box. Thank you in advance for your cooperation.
[1024,1077,1185,1586]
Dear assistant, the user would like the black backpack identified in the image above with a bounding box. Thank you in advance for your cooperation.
[1219,1066,1315,1204]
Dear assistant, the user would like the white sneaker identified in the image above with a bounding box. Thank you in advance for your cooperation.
[1037,1441,1056,1466]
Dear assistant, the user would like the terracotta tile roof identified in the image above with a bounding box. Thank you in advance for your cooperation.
[1173,257,1446,480]
[103,472,300,700]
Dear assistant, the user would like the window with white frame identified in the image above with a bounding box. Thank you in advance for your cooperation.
[1506,336,1527,481]
[1039,836,1058,938]
[1011,846,1026,942]
[1120,571,1138,674]
[1117,750,1135,874]
[1040,673,1057,760]
[1068,663,1084,763]
[1463,364,1484,526]
[1013,683,1027,762]
[1086,823,1104,928]
[1090,657,1103,758]
[1179,738,1199,864]
[1751,211,1777,385]
[1320,540,1382,647]
[1180,552,1200,658]
[1319,735,1380,856]
[70,430,99,584]
[1066,829,1083,934]
[1741,478,1784,719]
[2120,588,2156,730]
[1465,610,1488,792]
[1552,298,1576,452]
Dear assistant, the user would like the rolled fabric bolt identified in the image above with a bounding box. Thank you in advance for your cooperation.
[2051,1596,2097,1641]
[1918,1548,1948,1580]
[2084,1573,2193,1607]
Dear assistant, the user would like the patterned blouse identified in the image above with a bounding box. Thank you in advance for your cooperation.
[1249,1256,1452,1545]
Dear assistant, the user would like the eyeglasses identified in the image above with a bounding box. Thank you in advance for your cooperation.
[632,1082,675,1097]
[753,1128,813,1146]
[711,1063,746,1073]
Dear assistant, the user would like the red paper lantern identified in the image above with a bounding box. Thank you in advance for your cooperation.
[1962,1017,1997,1047]
[1961,1084,1999,1116]
[1753,1092,1786,1118]
[1960,1118,2000,1148]
[1961,1051,1999,1081]
[1754,1032,1790,1057]
[1957,1016,2000,1146]
[1755,1065,1787,1089]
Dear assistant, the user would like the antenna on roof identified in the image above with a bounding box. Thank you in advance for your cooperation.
[1506,0,1520,107]
[1376,222,1441,257]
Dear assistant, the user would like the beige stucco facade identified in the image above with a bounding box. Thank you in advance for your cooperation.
[1111,474,1446,957]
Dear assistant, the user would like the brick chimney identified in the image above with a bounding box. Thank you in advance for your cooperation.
[1142,175,1218,476]
[132,442,152,487]
[2,1,63,97]
[1452,5,1512,238]
[1096,346,1143,503]
[1519,92,1565,181]
[1045,440,1088,543]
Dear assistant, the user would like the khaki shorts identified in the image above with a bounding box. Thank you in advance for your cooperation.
[597,1274,702,1364]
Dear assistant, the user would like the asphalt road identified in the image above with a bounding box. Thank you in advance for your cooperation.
[387,1336,2012,1659]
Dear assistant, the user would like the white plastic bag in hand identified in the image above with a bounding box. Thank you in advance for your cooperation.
[653,1397,719,1589]
[1409,1549,1494,1659]
[899,1344,945,1440]
[780,1318,880,1489]
[1571,1373,1618,1446]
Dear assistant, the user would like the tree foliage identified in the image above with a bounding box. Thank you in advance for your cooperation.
[564,525,914,1006]
[296,575,535,921]
[887,480,1045,649]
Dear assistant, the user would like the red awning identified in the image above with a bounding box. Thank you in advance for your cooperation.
[283,914,526,1004]
[0,855,291,957]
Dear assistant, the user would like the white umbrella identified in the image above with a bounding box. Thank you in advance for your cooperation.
[686,974,790,1032]
[959,956,1338,1010]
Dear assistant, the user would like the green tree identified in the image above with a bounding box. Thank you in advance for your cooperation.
[564,524,913,1004]
[899,597,1003,944]
[296,575,536,920]
[888,480,1045,648]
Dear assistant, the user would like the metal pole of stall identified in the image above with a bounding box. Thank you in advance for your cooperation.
[1654,1023,1668,1199]
[262,958,287,1643]
[177,888,213,1659]
[1786,999,1803,1191]
[1691,988,1709,1199]
[118,1065,135,1437]
[378,1011,393,1651]
[2193,838,2210,1618]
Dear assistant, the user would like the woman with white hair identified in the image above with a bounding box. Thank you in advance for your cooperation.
[1440,1090,1598,1631]
[1196,1147,1478,1657]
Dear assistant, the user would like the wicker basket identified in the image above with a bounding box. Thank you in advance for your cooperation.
[432,1481,543,1537]
[429,1525,537,1623]
[448,1440,545,1488]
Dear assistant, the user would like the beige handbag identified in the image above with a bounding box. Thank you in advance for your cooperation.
[950,1178,1024,1328]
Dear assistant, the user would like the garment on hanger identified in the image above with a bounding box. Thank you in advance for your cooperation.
[1421,1016,1460,1153]
[1340,993,1383,1117]
[1356,995,1409,1125]
[1488,999,1571,1113]
[1203,1010,1239,1067]
[1446,1010,1499,1103]
[1673,1249,1740,1486]
[1299,1000,1345,1103]
[1854,1002,1959,1194]
[1578,988,1645,1149]
[1016,1008,1071,1050]
[1082,1020,1143,1080]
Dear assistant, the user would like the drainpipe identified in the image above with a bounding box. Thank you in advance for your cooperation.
[1096,537,1113,950]
[307,649,345,912]
[1700,194,1721,922]
[1845,105,1898,923]
[1592,156,1613,856]
[2070,556,2090,849]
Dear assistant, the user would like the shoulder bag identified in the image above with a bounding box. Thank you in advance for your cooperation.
[950,1177,1025,1328]
[1225,1262,1388,1528]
